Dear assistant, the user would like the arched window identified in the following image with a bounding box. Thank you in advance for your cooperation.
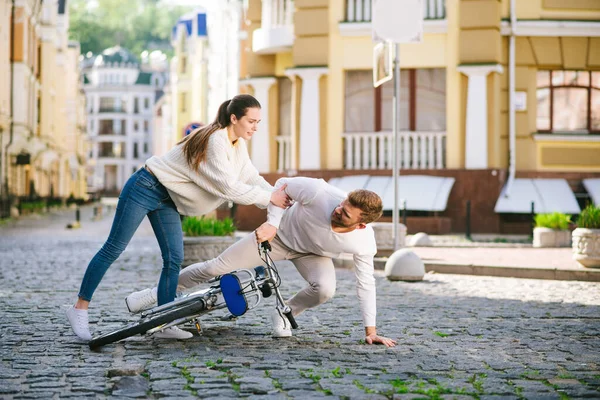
[537,71,600,134]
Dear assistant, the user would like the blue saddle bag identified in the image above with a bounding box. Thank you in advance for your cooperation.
[220,273,248,317]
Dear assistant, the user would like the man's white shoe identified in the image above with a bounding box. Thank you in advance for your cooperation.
[66,306,92,341]
[125,287,157,313]
[270,308,292,338]
[152,326,193,340]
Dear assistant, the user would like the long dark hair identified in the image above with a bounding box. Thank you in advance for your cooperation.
[179,94,261,168]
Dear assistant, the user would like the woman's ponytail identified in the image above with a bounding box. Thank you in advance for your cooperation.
[178,95,261,169]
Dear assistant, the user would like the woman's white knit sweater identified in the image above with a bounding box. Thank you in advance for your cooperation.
[145,129,273,216]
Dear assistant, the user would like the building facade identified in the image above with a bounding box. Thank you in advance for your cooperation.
[235,0,600,234]
[82,46,167,196]
[1,0,88,218]
[169,3,243,143]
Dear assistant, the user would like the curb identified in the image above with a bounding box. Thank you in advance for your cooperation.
[368,258,600,282]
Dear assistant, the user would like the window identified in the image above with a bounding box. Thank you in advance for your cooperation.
[134,98,139,114]
[537,70,600,134]
[133,142,139,158]
[344,69,446,133]
[143,120,149,133]
[144,98,149,109]
[99,97,115,112]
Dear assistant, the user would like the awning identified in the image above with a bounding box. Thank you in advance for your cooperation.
[583,178,600,206]
[7,134,30,155]
[328,175,456,211]
[39,150,60,171]
[494,178,580,214]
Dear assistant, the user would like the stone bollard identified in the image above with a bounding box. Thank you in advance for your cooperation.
[384,249,425,281]
[409,232,433,247]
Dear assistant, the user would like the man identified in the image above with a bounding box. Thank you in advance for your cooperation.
[127,177,396,347]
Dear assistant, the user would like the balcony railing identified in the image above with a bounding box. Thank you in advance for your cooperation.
[99,107,126,113]
[253,0,294,54]
[342,131,446,170]
[275,135,293,173]
[345,0,445,23]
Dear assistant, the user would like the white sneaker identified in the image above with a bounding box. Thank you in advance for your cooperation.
[125,287,157,313]
[66,306,92,341]
[270,308,292,338]
[153,326,193,340]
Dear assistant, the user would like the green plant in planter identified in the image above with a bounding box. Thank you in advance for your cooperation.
[182,216,236,237]
[576,204,600,229]
[534,212,571,230]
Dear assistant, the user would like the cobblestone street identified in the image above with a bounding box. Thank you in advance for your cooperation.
[1,207,599,399]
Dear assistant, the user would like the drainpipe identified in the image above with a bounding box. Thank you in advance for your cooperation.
[504,0,516,197]
[4,0,16,198]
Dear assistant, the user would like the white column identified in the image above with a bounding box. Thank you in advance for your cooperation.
[241,77,276,173]
[458,64,503,169]
[285,67,328,171]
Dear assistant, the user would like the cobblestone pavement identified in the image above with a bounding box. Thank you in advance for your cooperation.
[1,206,599,399]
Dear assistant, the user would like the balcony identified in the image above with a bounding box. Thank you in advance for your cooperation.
[252,0,294,54]
[99,107,126,113]
[345,0,445,22]
[342,131,446,170]
[340,0,447,36]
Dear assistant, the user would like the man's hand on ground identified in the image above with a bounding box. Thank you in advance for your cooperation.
[255,222,277,243]
[365,333,397,347]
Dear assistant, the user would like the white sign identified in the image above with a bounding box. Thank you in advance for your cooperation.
[515,91,527,111]
[373,42,393,87]
[372,0,423,43]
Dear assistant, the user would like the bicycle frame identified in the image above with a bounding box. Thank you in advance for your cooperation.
[88,241,296,349]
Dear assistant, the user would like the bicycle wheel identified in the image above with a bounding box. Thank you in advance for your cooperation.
[89,300,207,349]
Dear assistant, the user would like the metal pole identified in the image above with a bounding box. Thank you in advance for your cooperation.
[392,43,401,251]
[465,200,471,240]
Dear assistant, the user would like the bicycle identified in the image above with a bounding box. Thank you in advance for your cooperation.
[88,241,298,349]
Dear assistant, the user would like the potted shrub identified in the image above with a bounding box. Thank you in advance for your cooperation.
[572,204,600,268]
[533,212,571,248]
[182,216,239,267]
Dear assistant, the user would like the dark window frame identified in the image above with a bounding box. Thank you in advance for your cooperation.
[537,70,600,134]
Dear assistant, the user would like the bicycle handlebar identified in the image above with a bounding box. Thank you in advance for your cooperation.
[260,240,271,252]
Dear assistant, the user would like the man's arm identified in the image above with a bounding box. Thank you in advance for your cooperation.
[354,254,397,347]
[256,177,325,242]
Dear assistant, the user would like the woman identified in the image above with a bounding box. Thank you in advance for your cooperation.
[67,94,290,341]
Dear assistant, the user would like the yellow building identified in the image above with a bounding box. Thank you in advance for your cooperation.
[171,9,209,141]
[237,0,600,233]
[0,0,13,215]
[1,0,88,218]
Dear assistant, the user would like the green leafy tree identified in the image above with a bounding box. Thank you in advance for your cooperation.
[68,0,192,58]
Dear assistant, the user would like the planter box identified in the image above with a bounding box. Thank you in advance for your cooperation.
[183,236,239,267]
[533,227,571,248]
[572,228,600,268]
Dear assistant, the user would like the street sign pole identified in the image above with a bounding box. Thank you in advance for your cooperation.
[392,43,401,251]
[372,0,422,251]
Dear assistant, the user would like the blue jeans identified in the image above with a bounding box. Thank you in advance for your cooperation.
[78,167,183,306]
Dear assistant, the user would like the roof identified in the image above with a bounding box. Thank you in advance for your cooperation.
[93,46,139,68]
[172,8,207,41]
[135,72,152,85]
[328,175,456,212]
[494,179,581,214]
[583,178,600,206]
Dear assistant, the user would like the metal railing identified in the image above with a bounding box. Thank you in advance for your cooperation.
[345,0,445,23]
[342,131,446,170]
